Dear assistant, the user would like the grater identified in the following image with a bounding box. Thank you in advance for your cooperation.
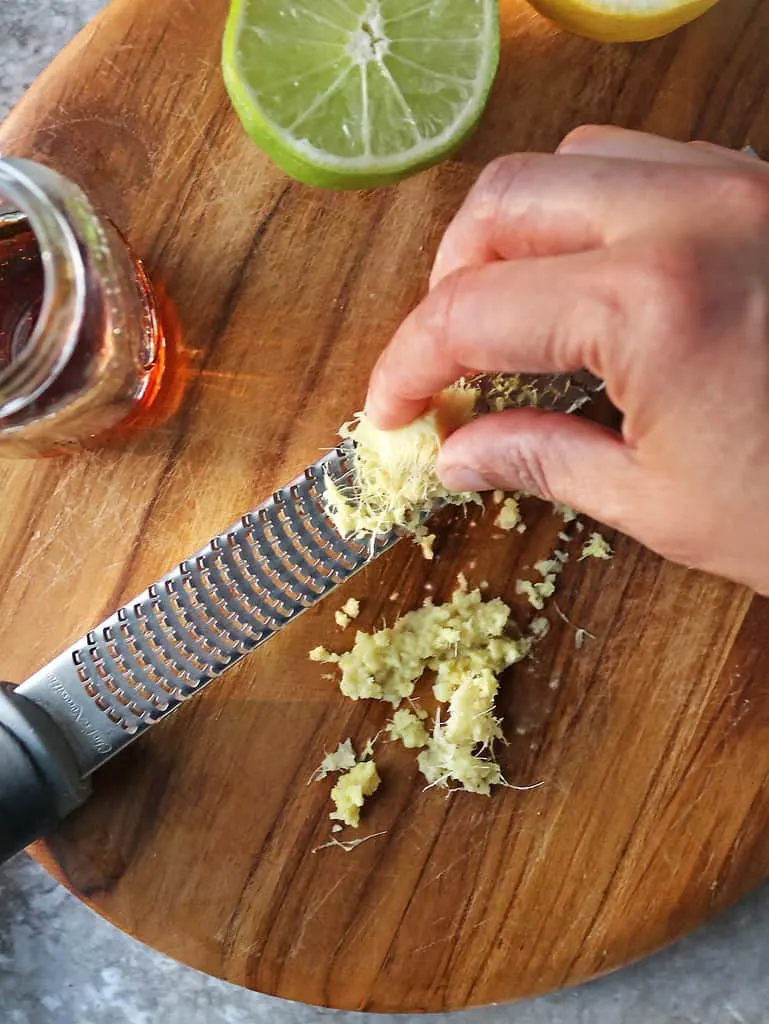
[0,373,602,862]
[0,442,398,862]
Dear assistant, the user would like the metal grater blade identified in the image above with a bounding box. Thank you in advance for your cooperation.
[15,371,604,779]
[17,443,398,776]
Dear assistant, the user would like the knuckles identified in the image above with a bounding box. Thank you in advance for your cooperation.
[556,124,609,153]
[616,237,714,355]
[410,266,474,360]
[468,153,547,220]
[499,437,555,501]
[611,168,769,358]
[707,166,769,232]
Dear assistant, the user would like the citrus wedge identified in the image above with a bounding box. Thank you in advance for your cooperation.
[527,0,720,42]
[222,0,500,189]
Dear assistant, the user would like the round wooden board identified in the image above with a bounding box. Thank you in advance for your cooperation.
[3,0,769,1013]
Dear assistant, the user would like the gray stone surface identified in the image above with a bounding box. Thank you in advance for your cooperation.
[2,4,769,1023]
[4,850,769,1024]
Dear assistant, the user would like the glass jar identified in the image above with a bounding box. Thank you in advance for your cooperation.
[0,158,165,457]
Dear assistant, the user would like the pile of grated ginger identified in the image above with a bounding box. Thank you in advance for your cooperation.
[309,382,613,842]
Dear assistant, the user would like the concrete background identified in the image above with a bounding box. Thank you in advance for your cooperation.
[2,3,769,1023]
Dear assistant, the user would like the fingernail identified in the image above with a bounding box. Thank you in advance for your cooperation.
[440,464,494,493]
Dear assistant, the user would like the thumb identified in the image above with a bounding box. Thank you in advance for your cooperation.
[437,408,642,529]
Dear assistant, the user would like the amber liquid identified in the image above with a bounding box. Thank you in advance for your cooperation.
[0,212,170,451]
[0,214,43,373]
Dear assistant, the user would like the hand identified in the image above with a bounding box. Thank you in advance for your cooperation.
[364,127,769,593]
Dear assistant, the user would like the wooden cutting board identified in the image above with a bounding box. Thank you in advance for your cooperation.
[2,0,769,1013]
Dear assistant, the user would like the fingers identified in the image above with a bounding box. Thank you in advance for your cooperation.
[430,128,766,292]
[429,153,603,288]
[429,152,717,290]
[367,128,766,432]
[365,250,618,429]
[437,408,641,528]
[556,125,752,168]
[688,140,769,173]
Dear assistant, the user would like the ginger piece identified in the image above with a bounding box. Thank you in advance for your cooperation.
[312,739,357,782]
[330,761,381,828]
[495,497,522,531]
[323,388,479,541]
[388,708,430,749]
[309,645,338,663]
[313,586,526,706]
[580,532,613,561]
[418,718,504,796]
[313,584,528,797]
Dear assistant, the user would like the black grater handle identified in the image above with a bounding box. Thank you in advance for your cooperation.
[0,683,90,864]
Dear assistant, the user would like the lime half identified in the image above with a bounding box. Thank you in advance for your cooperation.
[222,0,500,189]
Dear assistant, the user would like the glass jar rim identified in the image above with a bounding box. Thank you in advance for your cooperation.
[0,159,86,418]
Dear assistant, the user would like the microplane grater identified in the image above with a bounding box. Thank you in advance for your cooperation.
[14,444,396,776]
[0,372,602,861]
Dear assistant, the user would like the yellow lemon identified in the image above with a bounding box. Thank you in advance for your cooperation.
[526,0,721,42]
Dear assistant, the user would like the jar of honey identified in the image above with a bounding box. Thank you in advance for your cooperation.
[0,158,164,457]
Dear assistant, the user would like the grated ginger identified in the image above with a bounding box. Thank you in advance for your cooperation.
[483,372,596,417]
[360,733,379,760]
[529,616,550,639]
[312,736,382,829]
[334,597,361,629]
[554,503,578,524]
[314,831,387,854]
[311,738,358,782]
[308,374,613,827]
[516,554,567,611]
[388,707,429,749]
[314,583,528,798]
[417,530,436,560]
[534,558,562,577]
[312,585,526,706]
[418,716,504,795]
[330,760,381,828]
[431,632,519,702]
[516,578,556,611]
[442,668,503,747]
[309,645,337,662]
[495,497,522,531]
[486,372,543,410]
[323,388,480,543]
[324,372,595,547]
[580,532,613,561]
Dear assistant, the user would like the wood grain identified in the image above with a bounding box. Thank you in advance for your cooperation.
[3,0,769,1012]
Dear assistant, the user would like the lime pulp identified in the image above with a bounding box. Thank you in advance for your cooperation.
[222,0,501,189]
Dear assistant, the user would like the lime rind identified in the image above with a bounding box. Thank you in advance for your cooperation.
[222,0,500,189]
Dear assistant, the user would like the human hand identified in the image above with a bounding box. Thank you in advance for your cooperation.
[364,127,769,593]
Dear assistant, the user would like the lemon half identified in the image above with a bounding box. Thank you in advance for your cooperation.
[526,0,720,42]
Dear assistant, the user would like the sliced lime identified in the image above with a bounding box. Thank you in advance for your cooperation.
[222,0,500,189]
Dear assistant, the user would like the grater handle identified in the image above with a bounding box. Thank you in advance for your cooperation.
[0,684,91,865]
